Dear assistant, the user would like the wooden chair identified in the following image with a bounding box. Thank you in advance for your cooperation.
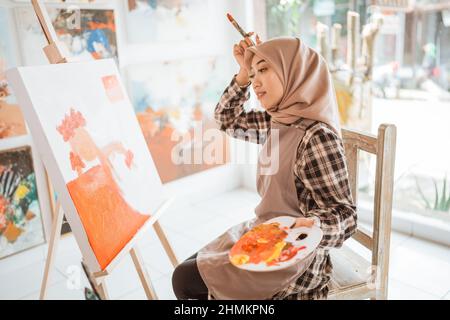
[328,124,397,300]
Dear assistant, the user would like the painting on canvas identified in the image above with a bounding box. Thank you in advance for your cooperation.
[0,146,45,259]
[127,56,231,183]
[15,6,118,65]
[127,0,211,44]
[0,8,27,139]
[7,59,165,271]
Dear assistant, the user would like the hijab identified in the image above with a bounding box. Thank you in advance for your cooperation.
[244,36,342,137]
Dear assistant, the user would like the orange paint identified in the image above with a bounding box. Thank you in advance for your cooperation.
[2,222,23,243]
[58,108,149,270]
[88,20,116,33]
[230,223,307,267]
[57,109,86,142]
[69,128,98,162]
[230,223,288,265]
[102,75,124,103]
[67,164,149,270]
[137,114,230,183]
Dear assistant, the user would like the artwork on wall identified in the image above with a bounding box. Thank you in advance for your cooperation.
[0,146,45,259]
[126,0,211,44]
[7,59,165,272]
[14,6,118,65]
[0,7,27,139]
[127,56,231,183]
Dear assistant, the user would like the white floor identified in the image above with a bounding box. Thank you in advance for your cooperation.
[0,188,449,300]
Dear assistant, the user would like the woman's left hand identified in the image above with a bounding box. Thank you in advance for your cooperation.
[293,217,315,228]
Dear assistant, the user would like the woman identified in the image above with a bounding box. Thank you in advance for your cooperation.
[172,35,357,300]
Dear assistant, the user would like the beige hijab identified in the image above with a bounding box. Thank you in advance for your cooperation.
[244,36,342,137]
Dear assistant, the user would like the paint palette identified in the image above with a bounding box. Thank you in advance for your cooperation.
[229,216,323,272]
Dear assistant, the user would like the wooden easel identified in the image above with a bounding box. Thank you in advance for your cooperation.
[31,0,179,300]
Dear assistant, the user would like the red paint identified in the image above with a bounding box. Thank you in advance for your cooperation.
[102,75,124,103]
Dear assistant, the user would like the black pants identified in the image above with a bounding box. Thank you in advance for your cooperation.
[172,253,326,300]
[172,252,209,300]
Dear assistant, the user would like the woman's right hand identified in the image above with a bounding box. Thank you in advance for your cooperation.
[233,33,261,86]
[233,32,253,71]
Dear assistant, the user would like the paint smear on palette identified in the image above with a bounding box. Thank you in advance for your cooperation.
[102,75,124,103]
[58,108,149,270]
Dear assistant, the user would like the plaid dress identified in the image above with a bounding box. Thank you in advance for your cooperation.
[214,75,358,300]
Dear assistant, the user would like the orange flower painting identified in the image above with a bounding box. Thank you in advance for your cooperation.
[57,108,150,270]
[8,59,165,273]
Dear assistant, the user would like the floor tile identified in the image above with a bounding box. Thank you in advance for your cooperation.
[153,274,176,300]
[104,254,164,300]
[388,278,440,300]
[140,228,203,275]
[389,239,450,297]
[0,260,65,300]
[0,188,448,300]
[177,215,233,246]
[0,244,45,277]
[118,287,148,300]
[399,236,450,265]
[22,278,87,300]
[442,290,450,300]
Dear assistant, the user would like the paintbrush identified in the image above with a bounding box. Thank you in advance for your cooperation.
[227,13,255,46]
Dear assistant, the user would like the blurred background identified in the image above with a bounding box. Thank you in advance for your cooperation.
[260,0,450,232]
[0,0,448,300]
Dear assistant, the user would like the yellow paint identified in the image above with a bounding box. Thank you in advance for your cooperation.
[14,185,29,202]
[231,254,250,266]
[265,241,286,264]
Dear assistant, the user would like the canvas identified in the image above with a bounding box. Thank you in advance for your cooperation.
[0,7,27,139]
[7,59,165,272]
[127,56,230,183]
[0,146,45,259]
[15,6,118,65]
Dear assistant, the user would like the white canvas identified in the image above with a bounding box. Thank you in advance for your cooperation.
[7,59,166,272]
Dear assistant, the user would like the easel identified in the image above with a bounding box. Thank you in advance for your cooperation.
[30,0,180,300]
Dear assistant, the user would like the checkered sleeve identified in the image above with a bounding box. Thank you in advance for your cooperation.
[296,126,357,249]
[214,74,271,144]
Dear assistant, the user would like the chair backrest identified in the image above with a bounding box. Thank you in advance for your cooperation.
[341,124,397,297]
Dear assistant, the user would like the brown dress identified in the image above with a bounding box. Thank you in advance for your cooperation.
[196,119,318,300]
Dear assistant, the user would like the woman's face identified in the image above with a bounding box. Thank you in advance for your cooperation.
[250,56,284,110]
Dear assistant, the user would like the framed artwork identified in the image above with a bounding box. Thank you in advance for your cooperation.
[0,7,27,139]
[126,0,212,44]
[7,59,166,272]
[14,5,118,66]
[0,146,45,259]
[127,56,231,183]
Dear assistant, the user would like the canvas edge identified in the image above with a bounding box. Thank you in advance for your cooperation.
[102,196,173,275]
